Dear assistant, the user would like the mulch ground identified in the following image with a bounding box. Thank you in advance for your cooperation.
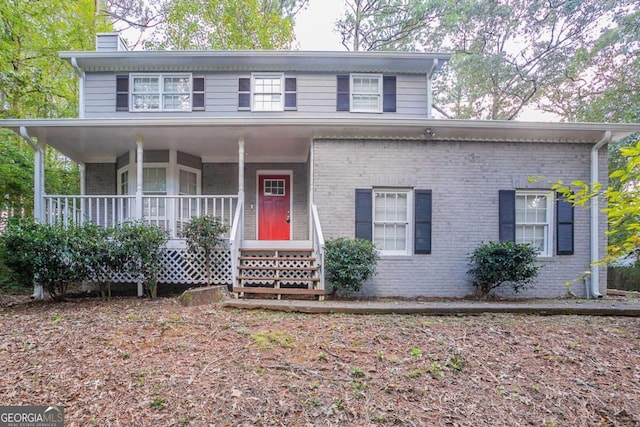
[0,295,639,426]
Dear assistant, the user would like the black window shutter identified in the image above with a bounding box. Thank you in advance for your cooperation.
[499,190,516,242]
[556,195,574,255]
[336,75,350,111]
[116,75,129,111]
[355,189,372,241]
[238,77,250,109]
[192,76,205,110]
[284,77,297,110]
[383,75,396,112]
[414,190,432,254]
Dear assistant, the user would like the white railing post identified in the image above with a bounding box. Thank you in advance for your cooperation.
[311,204,325,293]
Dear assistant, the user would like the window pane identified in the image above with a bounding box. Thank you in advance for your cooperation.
[164,77,190,93]
[180,170,197,195]
[143,168,166,193]
[133,77,159,93]
[163,94,190,110]
[133,94,159,110]
[352,94,379,111]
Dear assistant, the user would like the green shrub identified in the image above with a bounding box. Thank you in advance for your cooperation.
[116,221,168,299]
[1,220,95,299]
[180,215,228,286]
[0,218,41,288]
[608,264,640,291]
[468,240,541,297]
[325,237,379,296]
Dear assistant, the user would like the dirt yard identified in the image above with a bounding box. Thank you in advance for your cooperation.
[1,295,639,426]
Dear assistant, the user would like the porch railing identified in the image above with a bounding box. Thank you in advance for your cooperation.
[44,195,238,239]
[228,199,244,288]
[311,203,325,292]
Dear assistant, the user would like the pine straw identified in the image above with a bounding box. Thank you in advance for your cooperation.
[1,297,639,426]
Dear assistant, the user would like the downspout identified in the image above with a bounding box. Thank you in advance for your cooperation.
[589,131,611,298]
[70,58,85,118]
[426,58,438,119]
[19,126,45,300]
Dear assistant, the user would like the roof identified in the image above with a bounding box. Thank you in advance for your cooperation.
[2,117,639,164]
[59,50,450,75]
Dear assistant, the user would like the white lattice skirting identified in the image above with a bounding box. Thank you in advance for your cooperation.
[112,248,232,285]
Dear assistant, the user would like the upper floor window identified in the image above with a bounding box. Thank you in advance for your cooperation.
[337,74,396,113]
[238,74,297,112]
[351,74,382,112]
[117,74,205,112]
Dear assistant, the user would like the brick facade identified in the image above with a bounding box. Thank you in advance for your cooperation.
[312,138,607,298]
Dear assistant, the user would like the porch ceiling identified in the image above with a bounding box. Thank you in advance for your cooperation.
[2,117,639,164]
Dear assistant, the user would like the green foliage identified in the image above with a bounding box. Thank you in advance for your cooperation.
[553,139,640,262]
[1,220,95,298]
[325,237,379,295]
[150,0,304,50]
[1,220,168,299]
[336,0,638,121]
[468,241,541,297]
[180,215,228,286]
[608,265,640,292]
[0,218,42,287]
[116,222,168,299]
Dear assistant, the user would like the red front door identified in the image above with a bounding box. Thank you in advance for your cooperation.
[258,174,291,240]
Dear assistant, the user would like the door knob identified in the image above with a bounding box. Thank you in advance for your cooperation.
[286,210,290,223]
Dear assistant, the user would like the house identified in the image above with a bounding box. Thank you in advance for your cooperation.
[2,33,639,299]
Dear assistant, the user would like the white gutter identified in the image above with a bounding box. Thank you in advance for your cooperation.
[70,57,85,118]
[426,58,438,119]
[589,130,611,298]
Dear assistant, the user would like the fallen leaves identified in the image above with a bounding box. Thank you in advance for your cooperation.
[0,297,639,426]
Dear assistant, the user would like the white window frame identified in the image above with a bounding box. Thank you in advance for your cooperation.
[515,191,554,257]
[373,188,412,256]
[130,73,192,112]
[350,73,383,113]
[251,73,285,112]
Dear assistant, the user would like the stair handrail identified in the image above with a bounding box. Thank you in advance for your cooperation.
[229,199,244,289]
[311,203,325,291]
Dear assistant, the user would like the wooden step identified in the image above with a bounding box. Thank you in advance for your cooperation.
[233,287,326,296]
[238,265,317,271]
[240,248,313,253]
[237,275,320,282]
[239,256,316,262]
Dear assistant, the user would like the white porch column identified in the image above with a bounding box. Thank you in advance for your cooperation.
[79,163,86,195]
[33,142,46,223]
[238,137,245,200]
[135,136,144,220]
[135,136,144,297]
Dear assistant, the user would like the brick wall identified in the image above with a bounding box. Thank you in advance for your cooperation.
[85,163,116,194]
[312,138,607,298]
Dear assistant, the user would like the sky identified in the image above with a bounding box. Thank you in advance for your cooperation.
[294,0,345,51]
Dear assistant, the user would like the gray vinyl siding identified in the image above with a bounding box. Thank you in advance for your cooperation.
[312,138,608,299]
[83,72,428,118]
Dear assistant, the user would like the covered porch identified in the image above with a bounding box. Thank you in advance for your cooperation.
[9,118,329,298]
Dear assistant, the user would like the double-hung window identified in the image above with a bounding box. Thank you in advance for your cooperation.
[253,74,284,111]
[373,189,411,255]
[131,74,191,112]
[515,191,553,257]
[238,74,297,111]
[351,74,383,112]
